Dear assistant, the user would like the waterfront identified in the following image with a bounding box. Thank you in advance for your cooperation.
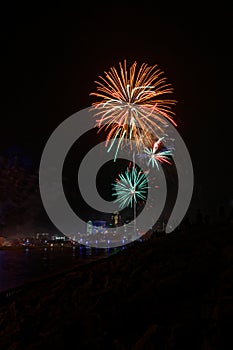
[0,244,118,294]
[0,224,232,349]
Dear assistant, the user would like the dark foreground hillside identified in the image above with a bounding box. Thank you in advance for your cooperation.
[0,222,233,350]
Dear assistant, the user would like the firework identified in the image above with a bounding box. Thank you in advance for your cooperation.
[90,60,177,160]
[138,137,174,170]
[112,166,149,209]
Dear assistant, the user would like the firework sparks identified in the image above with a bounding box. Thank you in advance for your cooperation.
[112,166,149,209]
[90,60,177,160]
[138,137,174,170]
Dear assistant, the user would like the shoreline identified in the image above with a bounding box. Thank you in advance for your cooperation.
[0,245,120,305]
[0,224,232,349]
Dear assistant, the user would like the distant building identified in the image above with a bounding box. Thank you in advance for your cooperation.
[112,211,120,226]
[36,232,51,240]
[86,220,93,235]
[92,220,106,234]
[50,233,66,241]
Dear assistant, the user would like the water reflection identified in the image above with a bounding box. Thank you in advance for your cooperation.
[0,245,117,293]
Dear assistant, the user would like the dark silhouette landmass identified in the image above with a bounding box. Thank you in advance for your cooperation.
[0,216,232,350]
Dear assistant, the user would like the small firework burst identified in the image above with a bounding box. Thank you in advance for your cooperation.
[138,137,174,170]
[112,166,149,209]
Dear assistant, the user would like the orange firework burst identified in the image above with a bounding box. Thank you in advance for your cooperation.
[90,60,177,159]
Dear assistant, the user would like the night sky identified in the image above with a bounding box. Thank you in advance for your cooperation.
[1,3,232,230]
